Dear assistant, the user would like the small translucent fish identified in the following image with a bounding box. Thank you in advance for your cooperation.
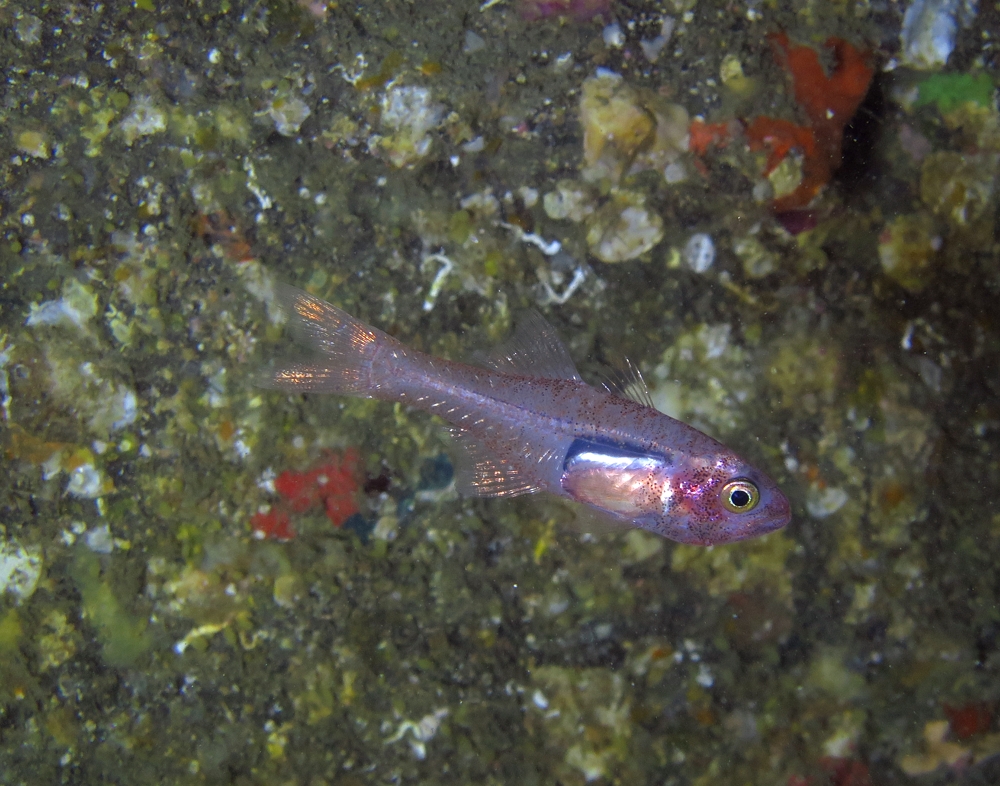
[266,288,791,545]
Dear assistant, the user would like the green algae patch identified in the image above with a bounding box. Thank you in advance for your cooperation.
[671,531,797,602]
[36,611,80,672]
[0,608,22,652]
[806,646,868,703]
[527,666,634,784]
[355,50,405,92]
[69,549,151,667]
[15,129,50,159]
[290,661,340,725]
[916,72,996,113]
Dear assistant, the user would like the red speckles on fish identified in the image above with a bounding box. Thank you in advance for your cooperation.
[266,287,790,546]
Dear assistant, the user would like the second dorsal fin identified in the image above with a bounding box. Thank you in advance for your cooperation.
[474,310,582,381]
[600,358,655,408]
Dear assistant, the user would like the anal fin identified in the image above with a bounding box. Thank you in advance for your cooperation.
[449,427,541,498]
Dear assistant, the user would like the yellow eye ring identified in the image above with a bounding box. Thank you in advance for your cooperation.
[721,479,760,513]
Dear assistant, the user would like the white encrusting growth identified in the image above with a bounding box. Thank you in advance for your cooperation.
[499,221,562,255]
[539,267,587,306]
[421,252,455,312]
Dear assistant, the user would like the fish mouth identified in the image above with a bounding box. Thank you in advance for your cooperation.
[773,490,793,524]
[758,493,792,534]
[729,494,792,542]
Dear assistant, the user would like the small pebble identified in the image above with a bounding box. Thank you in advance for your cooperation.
[464,30,486,54]
[664,161,687,183]
[85,525,114,554]
[603,22,624,48]
[683,233,715,273]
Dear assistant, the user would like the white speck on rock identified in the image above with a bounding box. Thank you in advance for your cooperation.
[378,85,445,167]
[0,535,42,603]
[806,486,848,518]
[664,161,687,183]
[683,233,715,273]
[266,95,311,137]
[25,278,98,330]
[543,182,595,223]
[603,22,624,48]
[386,708,449,760]
[119,96,167,145]
[696,663,715,687]
[463,29,486,53]
[900,0,976,69]
[586,193,664,263]
[66,464,104,498]
[85,524,114,554]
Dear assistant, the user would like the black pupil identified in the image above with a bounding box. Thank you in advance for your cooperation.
[730,488,751,508]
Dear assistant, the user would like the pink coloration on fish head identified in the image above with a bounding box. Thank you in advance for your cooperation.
[560,436,790,545]
[658,453,790,545]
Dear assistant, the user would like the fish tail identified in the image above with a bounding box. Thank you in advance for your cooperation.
[266,285,395,396]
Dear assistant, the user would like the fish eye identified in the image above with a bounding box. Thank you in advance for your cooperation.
[721,479,760,513]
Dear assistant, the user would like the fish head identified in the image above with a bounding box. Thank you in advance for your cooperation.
[559,437,790,546]
[653,453,791,545]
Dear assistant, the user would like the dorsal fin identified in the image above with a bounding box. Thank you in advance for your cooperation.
[474,310,582,381]
[600,358,655,408]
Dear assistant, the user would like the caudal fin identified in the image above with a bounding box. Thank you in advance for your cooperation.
[264,286,387,396]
